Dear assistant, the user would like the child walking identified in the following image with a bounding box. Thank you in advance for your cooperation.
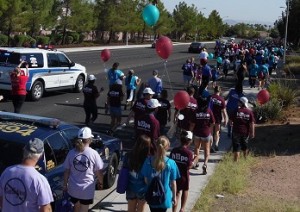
[170,131,193,212]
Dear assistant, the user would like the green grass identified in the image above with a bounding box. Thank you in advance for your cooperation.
[192,153,300,212]
[285,55,300,75]
[192,153,256,212]
[245,198,300,212]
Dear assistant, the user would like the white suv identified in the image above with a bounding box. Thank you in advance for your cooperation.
[0,47,87,101]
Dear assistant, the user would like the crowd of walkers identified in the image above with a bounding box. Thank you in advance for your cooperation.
[0,38,281,212]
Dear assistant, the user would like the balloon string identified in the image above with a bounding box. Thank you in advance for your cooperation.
[163,60,174,97]
[103,62,108,79]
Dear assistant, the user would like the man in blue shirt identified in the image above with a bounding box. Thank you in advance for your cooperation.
[147,70,163,98]
[107,62,125,86]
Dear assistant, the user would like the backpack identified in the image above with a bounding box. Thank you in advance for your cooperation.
[145,158,166,205]
[223,60,230,70]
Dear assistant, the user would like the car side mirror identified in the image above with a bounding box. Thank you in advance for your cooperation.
[69,61,75,67]
[90,135,104,149]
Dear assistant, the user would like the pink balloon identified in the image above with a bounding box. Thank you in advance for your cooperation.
[257,89,270,105]
[101,49,111,62]
[155,36,173,60]
[174,91,190,110]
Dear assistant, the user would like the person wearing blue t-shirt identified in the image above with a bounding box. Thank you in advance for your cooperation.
[141,136,180,212]
[248,59,259,88]
[106,62,125,113]
[107,62,125,86]
[258,60,269,90]
[125,69,141,110]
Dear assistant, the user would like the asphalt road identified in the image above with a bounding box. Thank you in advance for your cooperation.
[0,44,216,126]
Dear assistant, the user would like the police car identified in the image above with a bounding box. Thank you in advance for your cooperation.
[0,47,87,101]
[0,111,122,209]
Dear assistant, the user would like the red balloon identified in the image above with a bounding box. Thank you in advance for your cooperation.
[257,89,270,105]
[101,49,111,62]
[155,36,173,60]
[174,91,190,110]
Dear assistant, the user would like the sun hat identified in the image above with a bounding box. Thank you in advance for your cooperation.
[25,138,44,154]
[239,97,249,108]
[78,127,94,139]
[147,99,161,109]
[143,87,155,95]
[88,74,96,81]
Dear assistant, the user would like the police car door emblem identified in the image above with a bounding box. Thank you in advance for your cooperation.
[73,154,91,172]
[4,178,27,206]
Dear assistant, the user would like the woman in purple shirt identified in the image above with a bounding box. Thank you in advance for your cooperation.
[190,96,215,174]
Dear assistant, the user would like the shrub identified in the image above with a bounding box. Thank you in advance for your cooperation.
[14,35,28,46]
[79,33,85,43]
[67,32,80,43]
[66,35,73,44]
[268,80,298,108]
[0,34,9,46]
[35,36,50,45]
[253,98,283,123]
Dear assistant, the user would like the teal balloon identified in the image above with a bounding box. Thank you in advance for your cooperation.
[142,4,160,26]
[217,57,222,63]
[208,53,214,59]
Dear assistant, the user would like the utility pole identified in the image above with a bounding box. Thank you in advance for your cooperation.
[283,0,290,64]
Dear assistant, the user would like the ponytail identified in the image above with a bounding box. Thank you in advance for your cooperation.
[153,136,170,172]
[74,138,90,152]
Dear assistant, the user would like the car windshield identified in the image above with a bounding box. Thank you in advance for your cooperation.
[191,43,201,47]
[0,139,24,173]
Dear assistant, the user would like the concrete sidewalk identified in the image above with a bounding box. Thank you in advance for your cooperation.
[88,85,260,212]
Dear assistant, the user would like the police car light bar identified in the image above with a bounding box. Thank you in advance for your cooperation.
[0,111,61,128]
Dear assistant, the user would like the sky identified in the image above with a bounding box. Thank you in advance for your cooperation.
[162,0,286,25]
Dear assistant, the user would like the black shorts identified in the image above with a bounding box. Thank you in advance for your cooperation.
[232,133,249,152]
[69,195,93,205]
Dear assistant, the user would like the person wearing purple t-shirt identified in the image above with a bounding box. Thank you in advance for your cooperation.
[210,86,228,151]
[0,138,53,212]
[174,86,197,132]
[63,127,104,212]
[135,99,161,154]
[126,87,154,126]
[229,97,255,162]
[170,130,193,212]
[190,96,215,174]
[225,83,245,137]
[156,89,171,135]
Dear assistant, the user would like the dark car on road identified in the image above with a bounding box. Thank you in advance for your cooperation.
[0,111,122,210]
[188,42,205,53]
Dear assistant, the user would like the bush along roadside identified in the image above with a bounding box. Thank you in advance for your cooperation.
[253,79,299,123]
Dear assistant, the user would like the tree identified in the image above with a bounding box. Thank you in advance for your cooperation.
[206,10,224,39]
[173,2,198,40]
[21,0,55,37]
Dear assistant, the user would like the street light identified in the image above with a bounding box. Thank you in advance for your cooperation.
[280,0,290,64]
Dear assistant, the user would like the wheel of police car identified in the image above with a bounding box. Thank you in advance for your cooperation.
[30,81,44,101]
[104,153,118,189]
[74,75,84,93]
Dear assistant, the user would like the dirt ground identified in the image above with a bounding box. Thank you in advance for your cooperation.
[210,105,300,211]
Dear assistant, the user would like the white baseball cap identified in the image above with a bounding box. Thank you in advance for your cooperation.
[147,99,161,109]
[239,97,249,108]
[88,75,96,81]
[143,87,155,95]
[78,127,94,139]
[186,131,193,140]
